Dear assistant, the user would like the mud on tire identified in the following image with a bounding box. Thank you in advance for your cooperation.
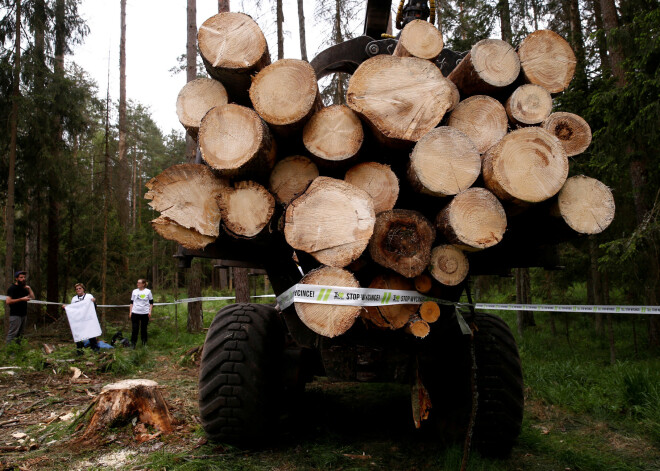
[198,303,284,445]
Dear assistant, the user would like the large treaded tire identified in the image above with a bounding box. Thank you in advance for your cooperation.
[198,303,285,445]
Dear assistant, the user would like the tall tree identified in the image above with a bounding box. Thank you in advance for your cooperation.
[277,0,284,60]
[118,0,129,226]
[499,0,512,43]
[297,0,308,61]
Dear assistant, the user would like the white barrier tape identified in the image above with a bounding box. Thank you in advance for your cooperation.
[475,303,660,314]
[0,294,276,308]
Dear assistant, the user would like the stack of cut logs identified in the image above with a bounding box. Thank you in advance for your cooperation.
[146,13,615,339]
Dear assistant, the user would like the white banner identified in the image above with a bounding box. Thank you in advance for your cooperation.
[64,299,102,342]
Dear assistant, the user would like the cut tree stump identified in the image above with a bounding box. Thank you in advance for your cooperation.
[344,162,399,214]
[176,78,228,141]
[82,379,174,439]
[482,127,568,204]
[448,39,520,97]
[517,29,576,93]
[198,12,270,104]
[269,155,319,205]
[216,181,275,238]
[369,209,435,278]
[555,175,615,234]
[284,177,375,268]
[542,112,592,156]
[505,84,553,126]
[428,245,469,286]
[447,95,508,154]
[393,19,444,60]
[408,127,481,197]
[363,272,419,329]
[302,105,364,166]
[294,266,361,337]
[250,59,322,136]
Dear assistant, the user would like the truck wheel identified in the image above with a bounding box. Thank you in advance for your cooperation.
[198,303,284,445]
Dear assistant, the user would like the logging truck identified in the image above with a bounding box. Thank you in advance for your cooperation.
[149,0,613,458]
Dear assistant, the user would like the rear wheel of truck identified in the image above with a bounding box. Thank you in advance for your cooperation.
[198,303,285,445]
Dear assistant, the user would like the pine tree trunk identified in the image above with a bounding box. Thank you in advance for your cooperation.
[118,0,129,226]
[277,0,284,60]
[233,267,250,303]
[218,0,229,12]
[185,0,197,162]
[498,0,512,43]
[297,0,308,61]
[187,261,203,333]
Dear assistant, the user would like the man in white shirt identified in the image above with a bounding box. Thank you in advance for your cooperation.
[129,279,153,347]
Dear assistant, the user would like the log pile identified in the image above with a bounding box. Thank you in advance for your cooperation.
[146,12,615,339]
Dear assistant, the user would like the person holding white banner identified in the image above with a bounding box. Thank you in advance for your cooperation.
[63,283,101,354]
[129,279,153,348]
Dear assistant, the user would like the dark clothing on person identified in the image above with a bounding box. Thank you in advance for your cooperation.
[131,313,149,346]
[76,337,99,353]
[7,284,29,317]
[7,315,27,343]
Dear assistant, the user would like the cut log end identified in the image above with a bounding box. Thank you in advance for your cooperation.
[448,95,508,154]
[345,162,399,214]
[216,181,275,238]
[419,301,441,323]
[393,19,444,59]
[506,84,553,125]
[364,272,418,330]
[269,155,319,204]
[303,105,364,163]
[518,29,576,93]
[414,274,433,294]
[429,245,469,286]
[542,112,592,156]
[557,175,615,234]
[405,316,430,338]
[151,217,215,250]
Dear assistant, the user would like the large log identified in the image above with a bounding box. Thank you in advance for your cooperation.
[447,95,508,154]
[268,155,319,205]
[176,78,228,141]
[482,127,569,204]
[447,39,520,97]
[302,105,364,166]
[346,55,455,146]
[151,217,215,250]
[145,163,226,238]
[294,266,361,338]
[428,245,469,286]
[505,84,553,126]
[216,181,275,238]
[344,162,399,214]
[542,112,592,156]
[392,19,444,60]
[250,59,322,136]
[555,175,615,234]
[284,177,375,268]
[517,30,576,93]
[198,104,277,179]
[198,12,270,104]
[407,127,481,197]
[363,272,419,329]
[369,209,435,278]
[436,187,507,250]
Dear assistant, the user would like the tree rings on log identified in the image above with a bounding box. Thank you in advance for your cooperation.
[151,217,216,250]
[346,55,455,146]
[517,29,576,93]
[419,301,441,323]
[176,78,228,141]
[216,181,275,238]
[302,105,364,166]
[269,155,319,205]
[414,274,433,294]
[294,266,360,337]
[447,95,508,154]
[198,12,270,104]
[363,272,419,329]
[393,19,444,60]
[405,315,430,338]
[505,84,553,126]
[408,127,481,197]
[448,39,520,97]
[428,245,469,286]
[250,59,322,135]
[369,209,435,278]
[482,127,568,204]
[145,163,226,238]
[284,177,375,267]
[344,162,399,214]
[542,112,592,156]
[199,104,276,179]
[436,188,507,250]
[556,175,615,234]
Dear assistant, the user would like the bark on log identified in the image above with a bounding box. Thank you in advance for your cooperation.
[369,209,435,278]
[482,127,568,204]
[284,177,375,267]
[294,266,361,337]
[302,105,364,166]
[392,19,444,60]
[151,217,215,250]
[363,272,419,329]
[505,84,553,126]
[447,95,508,154]
[408,127,481,197]
[517,30,576,93]
[344,162,399,214]
[556,175,615,234]
[447,39,520,97]
[405,314,430,338]
[250,59,322,136]
[198,12,270,104]
[436,187,507,250]
[542,112,592,156]
[268,155,319,204]
[419,301,441,323]
[176,78,228,141]
[346,55,455,146]
[145,163,226,237]
[198,104,277,179]
[216,181,275,238]
[428,245,469,286]
[82,379,174,439]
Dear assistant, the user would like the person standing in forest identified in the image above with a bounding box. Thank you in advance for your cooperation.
[63,283,100,353]
[5,271,35,344]
[129,279,153,348]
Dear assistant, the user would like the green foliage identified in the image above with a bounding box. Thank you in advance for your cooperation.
[440,0,496,51]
